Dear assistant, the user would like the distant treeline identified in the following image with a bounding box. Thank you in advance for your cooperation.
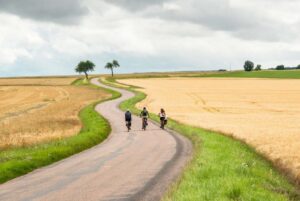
[243,60,300,71]
[268,66,300,70]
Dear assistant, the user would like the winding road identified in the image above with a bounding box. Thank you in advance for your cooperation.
[0,78,192,201]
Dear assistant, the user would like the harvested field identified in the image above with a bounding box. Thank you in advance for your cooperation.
[0,77,77,86]
[120,77,300,182]
[0,78,109,149]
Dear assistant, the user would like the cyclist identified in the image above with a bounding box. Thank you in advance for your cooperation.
[140,107,149,130]
[125,109,132,131]
[158,108,167,129]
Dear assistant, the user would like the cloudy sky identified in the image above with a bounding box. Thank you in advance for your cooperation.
[0,0,300,77]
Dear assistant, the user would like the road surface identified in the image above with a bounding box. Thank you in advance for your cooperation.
[0,78,192,201]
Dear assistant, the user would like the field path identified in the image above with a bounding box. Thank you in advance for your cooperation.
[0,78,192,201]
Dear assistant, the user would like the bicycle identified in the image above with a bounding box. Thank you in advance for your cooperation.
[126,121,131,132]
[142,117,148,130]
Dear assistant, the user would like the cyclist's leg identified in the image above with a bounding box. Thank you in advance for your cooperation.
[142,117,147,130]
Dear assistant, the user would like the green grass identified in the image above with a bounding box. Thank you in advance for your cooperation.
[103,70,300,81]
[192,70,300,79]
[0,79,121,184]
[71,77,90,85]
[104,77,300,201]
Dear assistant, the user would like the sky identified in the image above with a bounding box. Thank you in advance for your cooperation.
[0,0,300,77]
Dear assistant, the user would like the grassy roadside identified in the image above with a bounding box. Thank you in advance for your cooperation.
[0,79,120,184]
[188,70,300,79]
[104,77,300,201]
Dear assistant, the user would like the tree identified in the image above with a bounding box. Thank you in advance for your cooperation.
[105,62,113,76]
[276,65,285,70]
[112,60,120,69]
[297,64,300,69]
[255,64,262,71]
[105,60,120,77]
[244,60,254,71]
[75,60,95,80]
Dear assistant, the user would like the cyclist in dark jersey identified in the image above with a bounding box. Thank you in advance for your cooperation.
[125,109,132,131]
[140,107,149,130]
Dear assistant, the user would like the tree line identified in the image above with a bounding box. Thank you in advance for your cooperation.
[74,58,300,78]
[244,61,300,72]
[75,60,120,80]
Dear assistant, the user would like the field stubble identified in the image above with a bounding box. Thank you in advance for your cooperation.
[120,77,300,183]
[0,78,109,149]
[0,77,76,86]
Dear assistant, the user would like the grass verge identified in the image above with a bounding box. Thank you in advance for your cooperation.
[0,79,121,184]
[190,70,300,79]
[104,77,300,201]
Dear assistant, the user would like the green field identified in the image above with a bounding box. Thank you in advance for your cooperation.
[104,70,300,82]
[192,70,300,79]
[0,79,120,184]
[103,77,300,201]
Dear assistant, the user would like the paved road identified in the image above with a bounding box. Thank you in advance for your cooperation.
[0,78,192,201]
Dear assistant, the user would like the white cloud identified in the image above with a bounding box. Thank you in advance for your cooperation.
[162,3,181,11]
[0,13,45,66]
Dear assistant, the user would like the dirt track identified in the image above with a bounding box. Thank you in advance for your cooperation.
[0,78,192,201]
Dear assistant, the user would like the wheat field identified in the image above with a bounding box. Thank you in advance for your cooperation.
[120,77,300,182]
[0,77,77,86]
[0,78,109,149]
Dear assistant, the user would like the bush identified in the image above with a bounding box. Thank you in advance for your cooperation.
[276,65,285,70]
[255,64,262,71]
[244,60,254,71]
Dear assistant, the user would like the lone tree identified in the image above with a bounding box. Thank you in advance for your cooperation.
[255,64,262,71]
[105,60,120,77]
[244,60,254,71]
[276,65,285,70]
[75,60,95,80]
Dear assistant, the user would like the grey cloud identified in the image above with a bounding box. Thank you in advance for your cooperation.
[146,0,295,42]
[105,0,298,42]
[104,0,254,31]
[0,0,88,24]
[233,21,297,42]
[156,0,255,31]
[105,0,168,11]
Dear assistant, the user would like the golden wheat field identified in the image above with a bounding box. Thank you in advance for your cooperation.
[120,77,300,181]
[0,78,109,149]
[0,77,76,86]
